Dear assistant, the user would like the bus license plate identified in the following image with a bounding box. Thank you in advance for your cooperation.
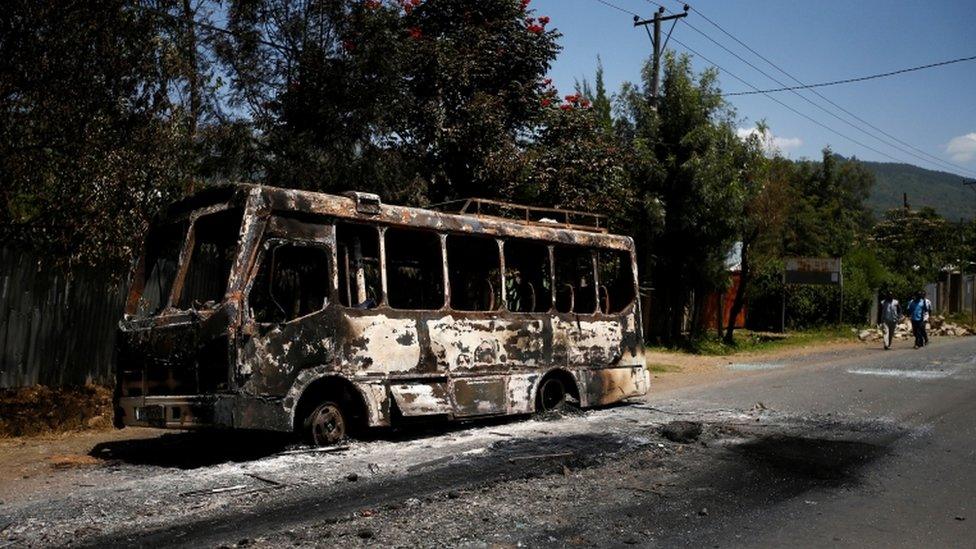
[136,405,164,422]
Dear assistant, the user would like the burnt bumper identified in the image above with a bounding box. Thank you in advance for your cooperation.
[117,394,292,432]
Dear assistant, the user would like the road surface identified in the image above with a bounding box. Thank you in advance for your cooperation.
[1,337,974,547]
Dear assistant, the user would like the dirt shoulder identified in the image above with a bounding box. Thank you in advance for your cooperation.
[645,338,870,392]
[0,426,169,502]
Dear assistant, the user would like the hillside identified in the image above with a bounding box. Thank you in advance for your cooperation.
[857,159,974,220]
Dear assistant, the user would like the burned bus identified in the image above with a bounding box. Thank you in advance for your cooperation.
[115,184,647,445]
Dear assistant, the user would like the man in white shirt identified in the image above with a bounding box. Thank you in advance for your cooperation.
[880,291,901,350]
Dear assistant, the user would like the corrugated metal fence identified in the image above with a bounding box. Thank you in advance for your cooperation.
[1,247,125,388]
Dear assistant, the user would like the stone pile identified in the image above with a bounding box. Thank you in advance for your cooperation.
[857,315,974,342]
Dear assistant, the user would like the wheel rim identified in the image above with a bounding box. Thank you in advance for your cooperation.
[310,403,345,446]
[539,378,566,411]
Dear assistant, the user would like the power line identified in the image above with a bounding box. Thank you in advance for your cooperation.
[659,0,976,177]
[723,55,976,96]
[665,36,918,166]
[590,0,913,162]
[594,0,640,17]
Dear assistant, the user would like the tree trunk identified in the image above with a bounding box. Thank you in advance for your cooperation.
[723,241,750,345]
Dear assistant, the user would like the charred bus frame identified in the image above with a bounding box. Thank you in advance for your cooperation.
[115,184,647,445]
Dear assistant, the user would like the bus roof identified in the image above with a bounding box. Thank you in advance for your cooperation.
[178,183,634,252]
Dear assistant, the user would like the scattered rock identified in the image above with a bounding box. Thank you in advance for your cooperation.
[447,491,461,499]
[955,516,966,521]
[356,528,374,539]
[698,507,709,516]
[661,421,703,443]
[345,473,359,482]
[405,497,422,508]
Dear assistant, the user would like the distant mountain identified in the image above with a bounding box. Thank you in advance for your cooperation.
[856,159,975,221]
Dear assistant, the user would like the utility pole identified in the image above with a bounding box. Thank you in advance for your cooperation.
[634,4,689,105]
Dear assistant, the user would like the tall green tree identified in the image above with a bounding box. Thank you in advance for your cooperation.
[617,53,746,343]
[218,0,561,203]
[576,56,612,132]
[0,0,192,270]
[872,206,961,289]
[722,129,790,343]
[782,149,874,258]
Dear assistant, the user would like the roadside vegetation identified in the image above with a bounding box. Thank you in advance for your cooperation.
[0,385,112,438]
[648,326,857,357]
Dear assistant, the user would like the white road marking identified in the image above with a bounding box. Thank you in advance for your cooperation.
[727,362,786,371]
[846,368,955,379]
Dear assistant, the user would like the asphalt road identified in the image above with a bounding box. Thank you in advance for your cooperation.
[1,337,974,548]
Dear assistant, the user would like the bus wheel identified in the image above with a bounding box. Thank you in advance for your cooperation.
[304,401,347,446]
[537,377,567,412]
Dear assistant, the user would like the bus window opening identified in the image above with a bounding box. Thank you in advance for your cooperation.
[177,208,244,310]
[250,243,330,323]
[447,234,501,311]
[337,223,381,309]
[504,239,552,313]
[597,249,636,313]
[386,228,444,310]
[555,246,597,314]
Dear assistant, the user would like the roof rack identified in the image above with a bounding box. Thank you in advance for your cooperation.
[428,197,607,233]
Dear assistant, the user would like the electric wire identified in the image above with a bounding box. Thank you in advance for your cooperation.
[722,56,976,96]
[587,0,926,165]
[655,0,976,176]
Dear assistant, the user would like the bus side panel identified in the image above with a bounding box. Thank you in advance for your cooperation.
[580,366,648,407]
[551,317,624,368]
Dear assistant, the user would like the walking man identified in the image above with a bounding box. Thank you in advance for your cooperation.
[880,291,901,350]
[919,290,932,346]
[907,291,932,349]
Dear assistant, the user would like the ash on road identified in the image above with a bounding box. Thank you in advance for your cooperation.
[1,338,974,548]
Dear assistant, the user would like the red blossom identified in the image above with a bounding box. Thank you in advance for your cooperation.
[527,23,543,34]
[364,0,380,9]
[520,0,531,10]
[541,98,551,107]
[559,103,573,111]
[543,78,552,85]
[538,16,550,25]
[410,0,420,5]
[408,26,423,39]
[581,99,591,108]
[404,3,413,13]
[341,39,356,51]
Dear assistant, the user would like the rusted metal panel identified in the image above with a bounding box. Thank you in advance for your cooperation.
[261,186,634,253]
[389,381,452,416]
[451,376,508,416]
[0,247,125,388]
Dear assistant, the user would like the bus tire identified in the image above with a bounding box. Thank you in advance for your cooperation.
[303,400,347,446]
[536,376,567,412]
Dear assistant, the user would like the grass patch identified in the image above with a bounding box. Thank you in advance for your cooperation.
[0,385,113,438]
[646,362,682,374]
[647,326,857,356]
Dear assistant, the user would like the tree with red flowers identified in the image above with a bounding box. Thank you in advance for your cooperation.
[217,0,561,203]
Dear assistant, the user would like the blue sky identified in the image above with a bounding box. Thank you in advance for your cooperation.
[532,0,976,178]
